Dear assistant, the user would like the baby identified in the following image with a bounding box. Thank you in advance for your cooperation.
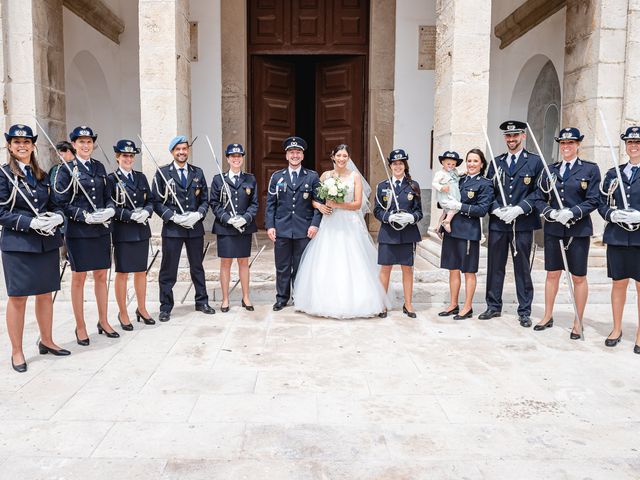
[432,151,462,233]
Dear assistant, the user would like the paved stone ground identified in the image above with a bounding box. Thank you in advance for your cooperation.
[0,297,639,479]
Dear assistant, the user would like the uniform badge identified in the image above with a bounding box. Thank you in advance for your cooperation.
[144,192,147,200]
[383,196,388,202]
[244,187,250,195]
[195,188,201,196]
[194,177,199,183]
[523,176,531,185]
[303,192,309,199]
[467,190,475,199]
[407,193,414,201]
[580,180,588,190]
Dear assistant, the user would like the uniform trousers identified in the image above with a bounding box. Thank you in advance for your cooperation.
[159,236,208,312]
[274,236,310,304]
[485,229,535,316]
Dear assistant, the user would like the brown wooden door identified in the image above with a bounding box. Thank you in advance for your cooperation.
[250,56,296,227]
[315,56,365,175]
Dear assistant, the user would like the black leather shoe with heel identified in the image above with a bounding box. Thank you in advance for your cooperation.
[438,306,459,317]
[75,329,90,346]
[38,342,71,356]
[605,332,622,347]
[242,300,255,311]
[533,318,554,331]
[136,309,156,325]
[402,305,417,318]
[11,357,27,373]
[97,322,120,338]
[478,309,501,320]
[453,309,473,320]
[118,313,134,331]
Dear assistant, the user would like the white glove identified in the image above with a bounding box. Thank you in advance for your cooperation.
[37,213,64,233]
[181,212,202,229]
[556,209,574,225]
[388,212,404,224]
[441,199,462,211]
[102,207,115,220]
[611,209,640,225]
[131,209,150,224]
[171,213,189,226]
[30,216,51,232]
[85,212,104,224]
[397,212,416,224]
[492,207,509,221]
[548,209,560,220]
[87,208,115,224]
[501,206,524,224]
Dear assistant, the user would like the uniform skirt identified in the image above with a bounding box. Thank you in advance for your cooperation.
[2,249,60,296]
[440,235,480,273]
[114,239,149,273]
[66,235,111,272]
[607,245,640,281]
[217,234,251,258]
[544,234,589,276]
[378,243,415,266]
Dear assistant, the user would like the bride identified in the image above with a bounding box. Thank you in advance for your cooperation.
[293,144,390,318]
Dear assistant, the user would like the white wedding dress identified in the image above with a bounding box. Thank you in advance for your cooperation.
[294,171,391,319]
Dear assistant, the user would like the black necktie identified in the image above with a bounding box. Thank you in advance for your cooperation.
[84,161,92,176]
[24,165,35,186]
[509,154,516,175]
[232,175,237,185]
[179,168,187,188]
[395,180,401,190]
[292,171,298,186]
[562,162,571,182]
[127,172,134,184]
[631,166,639,183]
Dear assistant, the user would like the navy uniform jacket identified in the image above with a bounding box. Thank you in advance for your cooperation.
[53,158,114,238]
[598,164,640,246]
[107,170,154,243]
[210,172,258,235]
[374,178,423,244]
[486,150,544,232]
[0,165,63,253]
[151,162,209,238]
[533,158,601,238]
[447,175,494,241]
[264,168,321,239]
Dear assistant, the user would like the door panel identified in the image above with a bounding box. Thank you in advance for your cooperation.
[251,57,296,227]
[315,56,365,176]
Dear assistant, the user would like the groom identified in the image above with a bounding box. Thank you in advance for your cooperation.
[265,136,322,311]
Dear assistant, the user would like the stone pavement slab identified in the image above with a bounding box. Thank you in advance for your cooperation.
[0,299,639,479]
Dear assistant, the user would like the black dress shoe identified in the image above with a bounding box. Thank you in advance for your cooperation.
[158,311,171,322]
[242,300,255,311]
[117,313,134,331]
[634,344,640,354]
[38,342,71,356]
[605,332,622,347]
[478,309,501,320]
[519,315,532,328]
[75,329,90,346]
[196,303,215,314]
[570,330,581,340]
[97,322,120,338]
[378,310,387,318]
[533,318,554,331]
[402,305,417,318]
[11,357,27,373]
[220,304,230,313]
[273,302,286,311]
[453,309,473,320]
[136,309,156,325]
[438,306,459,317]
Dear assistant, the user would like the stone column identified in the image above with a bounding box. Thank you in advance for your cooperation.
[623,0,640,124]
[431,0,492,230]
[138,0,192,178]
[2,0,66,168]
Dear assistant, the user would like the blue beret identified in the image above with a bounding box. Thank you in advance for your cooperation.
[113,139,141,154]
[5,124,37,143]
[554,127,584,142]
[500,120,527,134]
[387,148,409,164]
[169,135,189,152]
[621,126,640,141]
[225,143,245,156]
[70,125,97,141]
[438,150,462,166]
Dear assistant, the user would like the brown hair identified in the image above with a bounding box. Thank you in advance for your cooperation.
[394,159,420,197]
[6,139,45,181]
[331,143,352,159]
[466,148,487,176]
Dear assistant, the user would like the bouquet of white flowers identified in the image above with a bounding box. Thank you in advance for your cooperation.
[315,175,348,203]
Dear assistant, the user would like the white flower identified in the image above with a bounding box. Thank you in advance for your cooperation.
[324,177,336,187]
[328,185,338,196]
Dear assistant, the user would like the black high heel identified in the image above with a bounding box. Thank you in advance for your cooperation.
[453,309,473,320]
[438,306,459,317]
[97,322,120,338]
[402,305,417,319]
[75,329,90,346]
[533,318,554,331]
[11,357,27,373]
[38,342,71,356]
[242,300,255,311]
[605,331,622,347]
[135,308,156,325]
[570,329,581,340]
[118,313,134,331]
[220,303,230,313]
